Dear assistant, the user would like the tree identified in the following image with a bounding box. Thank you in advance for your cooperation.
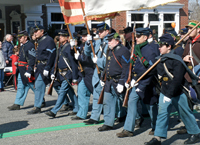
[189,0,200,21]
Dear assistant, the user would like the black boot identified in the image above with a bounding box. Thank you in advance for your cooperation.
[45,111,56,118]
[27,107,41,114]
[71,116,83,120]
[84,119,99,125]
[135,117,144,128]
[98,125,113,131]
[144,138,161,145]
[115,116,126,123]
[184,133,200,144]
[7,104,20,110]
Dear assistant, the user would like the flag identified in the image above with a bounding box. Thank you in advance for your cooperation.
[58,0,118,25]
[85,0,179,17]
[58,0,85,25]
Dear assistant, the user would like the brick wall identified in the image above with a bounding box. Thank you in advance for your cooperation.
[179,0,188,29]
[111,12,126,33]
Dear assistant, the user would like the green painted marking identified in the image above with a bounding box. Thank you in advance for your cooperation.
[0,110,198,139]
[0,121,104,139]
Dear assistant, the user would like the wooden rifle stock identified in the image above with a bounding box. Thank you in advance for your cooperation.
[47,41,60,95]
[123,26,135,107]
[97,74,107,104]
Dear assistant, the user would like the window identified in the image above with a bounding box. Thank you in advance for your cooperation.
[164,23,172,28]
[164,14,175,21]
[51,13,64,22]
[131,14,144,21]
[131,23,144,28]
[51,24,67,35]
[148,14,159,21]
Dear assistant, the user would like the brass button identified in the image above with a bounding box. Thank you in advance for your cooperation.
[134,74,137,77]
[163,77,168,81]
[188,66,193,69]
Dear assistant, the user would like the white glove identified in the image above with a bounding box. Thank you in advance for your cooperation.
[131,79,138,87]
[43,70,49,77]
[14,62,18,66]
[70,39,75,47]
[125,82,130,89]
[135,88,142,92]
[92,55,98,64]
[87,34,92,41]
[163,96,171,103]
[24,72,31,78]
[116,84,124,93]
[100,80,105,87]
[74,51,80,60]
[51,74,55,80]
[72,79,78,83]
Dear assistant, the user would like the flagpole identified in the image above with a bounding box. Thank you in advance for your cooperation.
[80,0,100,74]
[66,24,84,73]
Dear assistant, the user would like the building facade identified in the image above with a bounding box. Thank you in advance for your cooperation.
[0,0,188,41]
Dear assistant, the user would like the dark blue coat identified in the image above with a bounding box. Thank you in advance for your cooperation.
[77,43,94,93]
[131,43,158,105]
[149,40,160,56]
[157,53,186,98]
[2,40,14,61]
[104,44,130,95]
[174,44,184,57]
[52,42,78,83]
[18,41,35,85]
[35,33,56,85]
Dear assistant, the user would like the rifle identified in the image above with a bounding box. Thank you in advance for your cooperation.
[97,73,107,104]
[47,39,60,95]
[123,22,136,107]
[122,21,200,107]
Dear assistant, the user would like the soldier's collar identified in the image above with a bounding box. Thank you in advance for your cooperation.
[112,43,121,52]
[22,40,29,46]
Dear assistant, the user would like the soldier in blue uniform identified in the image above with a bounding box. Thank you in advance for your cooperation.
[146,27,160,56]
[45,29,78,118]
[145,34,200,145]
[83,22,109,124]
[179,27,189,49]
[97,32,130,131]
[116,28,158,137]
[70,28,95,120]
[123,27,133,50]
[164,28,184,57]
[7,30,36,110]
[27,24,56,114]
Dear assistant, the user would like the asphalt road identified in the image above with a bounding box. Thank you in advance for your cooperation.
[1,85,200,145]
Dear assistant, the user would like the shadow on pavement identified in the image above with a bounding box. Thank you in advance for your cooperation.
[0,121,29,138]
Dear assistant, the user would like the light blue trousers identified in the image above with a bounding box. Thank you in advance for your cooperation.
[154,93,200,138]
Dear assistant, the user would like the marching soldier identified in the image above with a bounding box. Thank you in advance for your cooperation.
[27,24,56,114]
[145,34,200,145]
[7,30,36,110]
[97,32,130,131]
[164,27,184,57]
[116,28,158,137]
[178,20,200,135]
[179,27,189,49]
[123,26,133,50]
[45,29,79,118]
[146,27,160,56]
[71,28,95,120]
[83,22,109,124]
